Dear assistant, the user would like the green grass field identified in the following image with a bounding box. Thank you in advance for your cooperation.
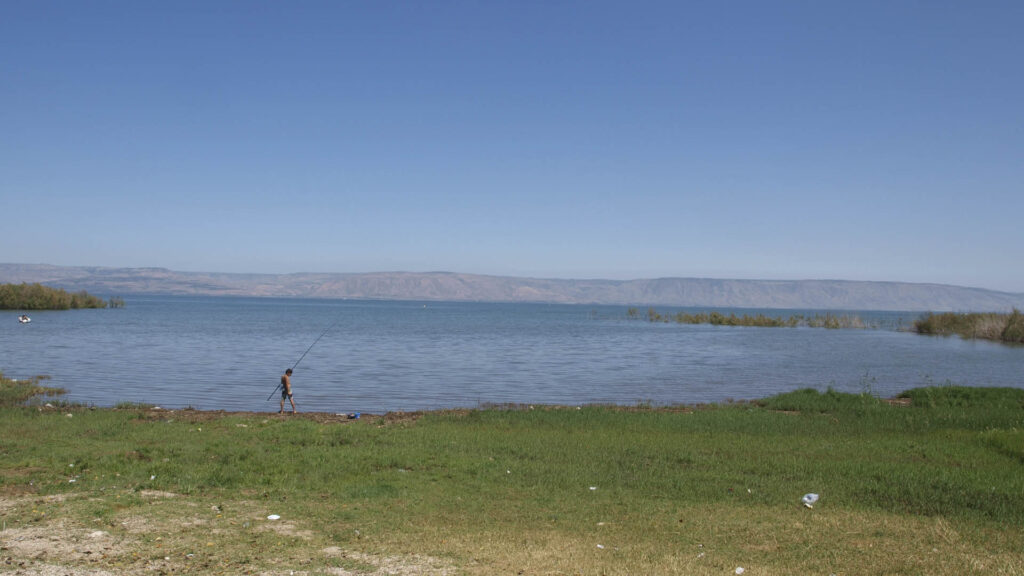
[2,374,1022,575]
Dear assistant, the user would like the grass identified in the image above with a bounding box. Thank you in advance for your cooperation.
[0,372,65,406]
[914,309,1024,344]
[1,375,1023,574]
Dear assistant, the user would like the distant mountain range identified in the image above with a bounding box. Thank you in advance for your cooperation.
[2,263,1022,311]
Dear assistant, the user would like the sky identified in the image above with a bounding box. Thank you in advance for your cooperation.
[2,1,1023,292]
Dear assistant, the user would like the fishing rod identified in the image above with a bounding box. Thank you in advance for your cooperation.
[267,316,342,401]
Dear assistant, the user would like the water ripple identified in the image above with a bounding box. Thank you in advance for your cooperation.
[2,299,1021,413]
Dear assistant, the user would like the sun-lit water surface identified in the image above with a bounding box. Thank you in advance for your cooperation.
[2,296,1021,413]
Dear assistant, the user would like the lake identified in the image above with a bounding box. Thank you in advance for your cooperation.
[2,296,1021,413]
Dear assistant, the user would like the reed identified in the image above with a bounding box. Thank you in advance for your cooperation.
[637,308,865,329]
[913,309,1024,344]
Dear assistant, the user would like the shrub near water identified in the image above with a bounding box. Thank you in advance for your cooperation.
[0,282,108,309]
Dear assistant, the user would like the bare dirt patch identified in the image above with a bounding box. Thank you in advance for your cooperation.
[138,490,178,499]
[123,406,444,427]
[1,524,124,563]
[321,547,457,576]
[0,563,120,576]
[132,407,363,424]
[2,492,456,576]
[258,520,315,540]
[0,494,68,515]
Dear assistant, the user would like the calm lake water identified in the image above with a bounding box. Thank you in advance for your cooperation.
[2,296,1021,413]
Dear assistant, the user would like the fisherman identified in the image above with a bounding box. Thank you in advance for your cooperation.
[279,368,297,414]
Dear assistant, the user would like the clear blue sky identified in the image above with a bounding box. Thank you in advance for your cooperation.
[3,1,1022,292]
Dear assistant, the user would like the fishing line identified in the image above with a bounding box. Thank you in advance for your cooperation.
[267,315,343,401]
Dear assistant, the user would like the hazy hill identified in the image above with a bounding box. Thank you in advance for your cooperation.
[2,263,1023,311]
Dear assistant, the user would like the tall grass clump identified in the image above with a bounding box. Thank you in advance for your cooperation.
[914,309,1024,343]
[1002,309,1024,343]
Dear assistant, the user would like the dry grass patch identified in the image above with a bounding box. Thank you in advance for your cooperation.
[1,524,121,562]
[359,503,1024,576]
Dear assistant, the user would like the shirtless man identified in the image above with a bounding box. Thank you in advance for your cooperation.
[279,368,296,414]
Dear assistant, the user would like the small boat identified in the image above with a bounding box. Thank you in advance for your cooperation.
[18,315,31,323]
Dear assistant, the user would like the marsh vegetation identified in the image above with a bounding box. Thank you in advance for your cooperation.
[914,309,1024,344]
[630,307,867,329]
[0,282,109,310]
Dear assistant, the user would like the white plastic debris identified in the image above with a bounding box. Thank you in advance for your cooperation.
[735,568,745,575]
[589,486,597,491]
[267,514,281,521]
[596,544,605,549]
[802,493,820,508]
[151,475,156,480]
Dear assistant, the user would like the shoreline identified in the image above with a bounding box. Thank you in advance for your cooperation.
[32,394,916,425]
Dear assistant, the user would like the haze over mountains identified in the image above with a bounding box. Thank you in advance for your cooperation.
[3,263,1023,311]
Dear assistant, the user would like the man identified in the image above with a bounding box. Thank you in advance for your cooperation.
[280,368,297,414]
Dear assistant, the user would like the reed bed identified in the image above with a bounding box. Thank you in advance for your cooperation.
[914,309,1024,343]
[632,307,867,329]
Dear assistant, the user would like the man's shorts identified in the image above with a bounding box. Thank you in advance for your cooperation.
[281,389,293,399]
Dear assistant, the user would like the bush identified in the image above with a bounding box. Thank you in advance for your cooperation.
[0,283,107,310]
